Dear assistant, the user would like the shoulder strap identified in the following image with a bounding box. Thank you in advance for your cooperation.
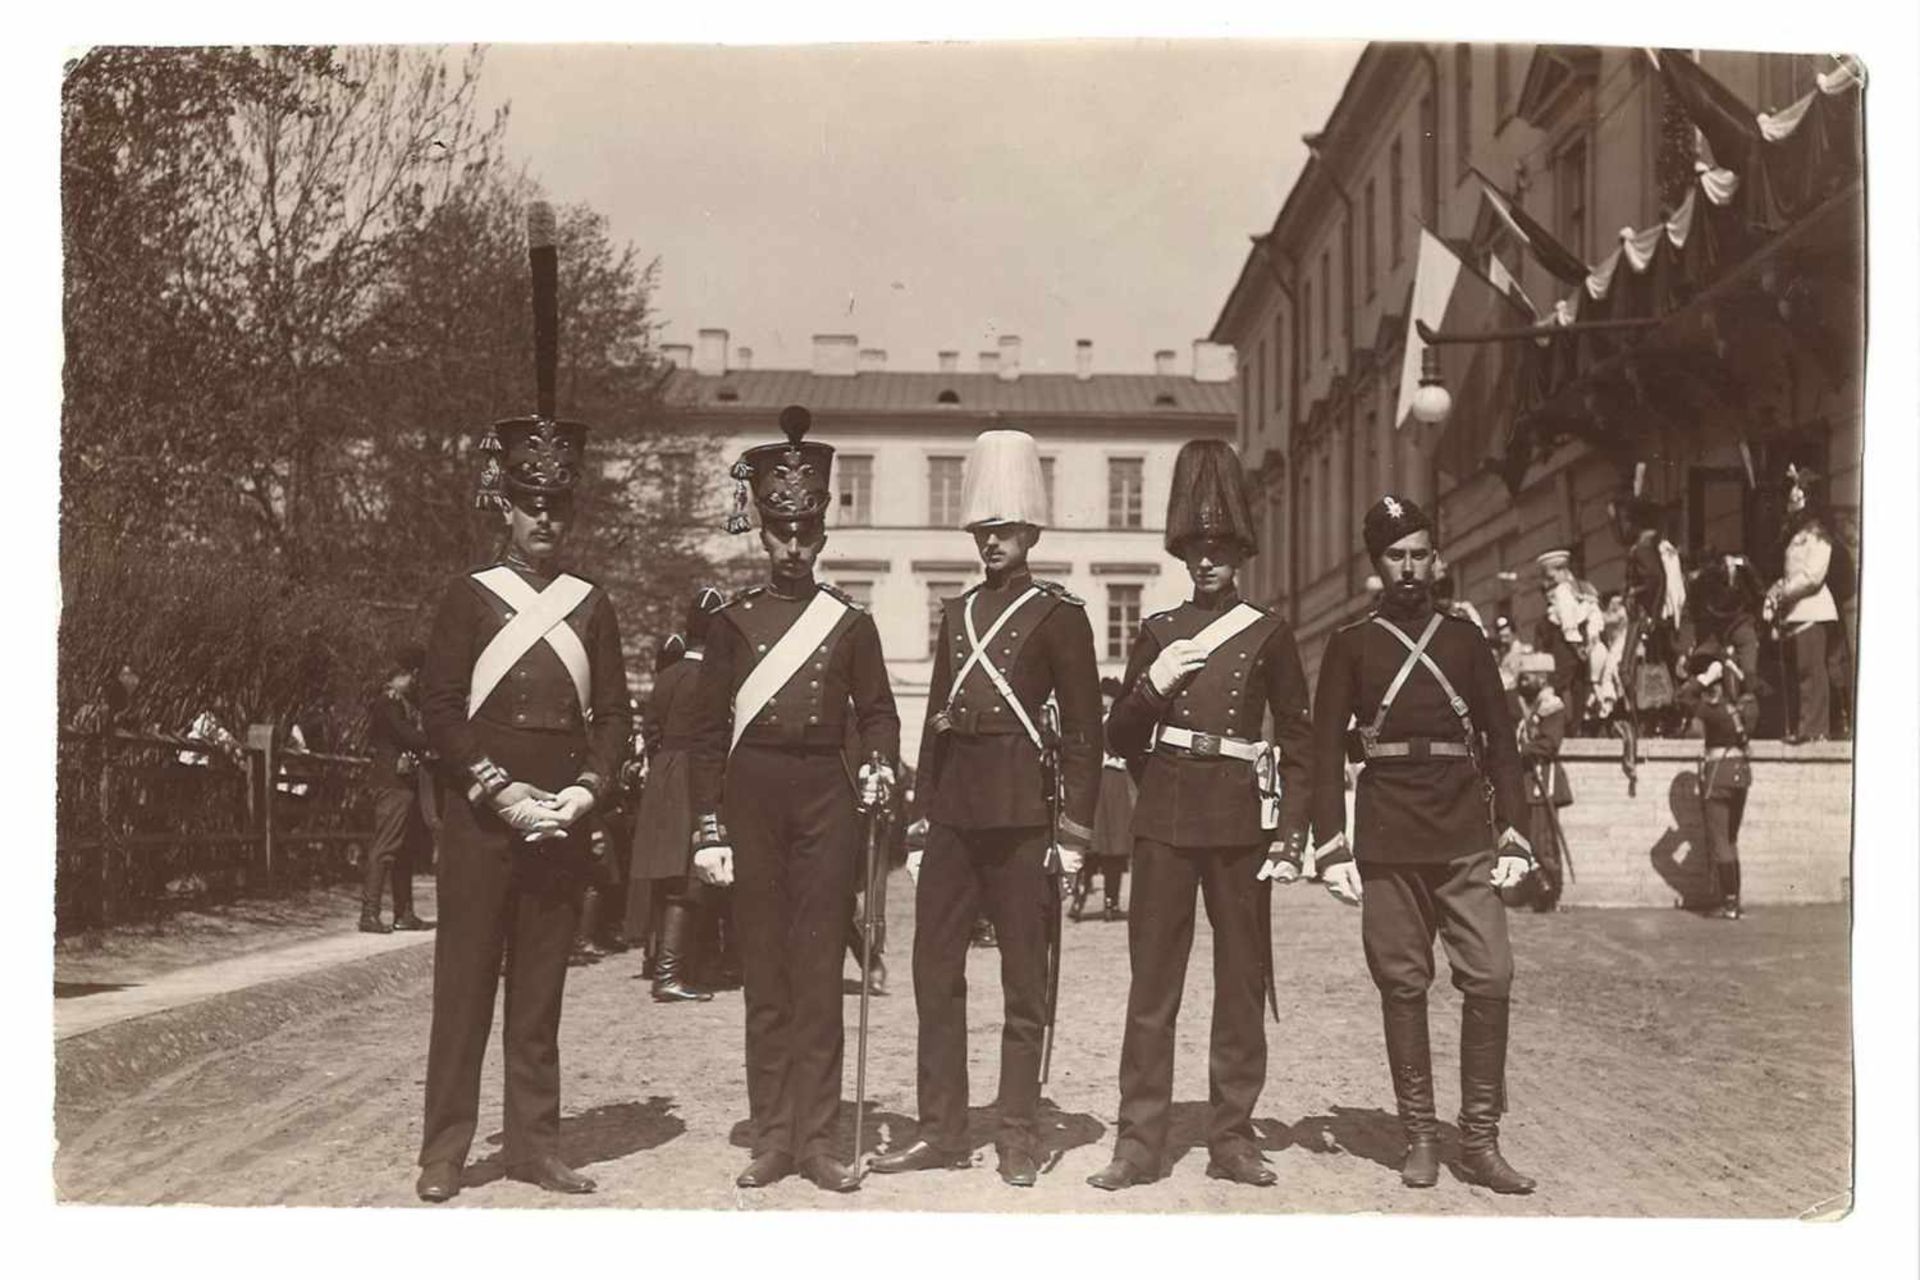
[468,568,596,721]
[945,585,1044,705]
[1366,613,1470,739]
[1189,602,1267,658]
[729,591,850,753]
[959,591,1046,749]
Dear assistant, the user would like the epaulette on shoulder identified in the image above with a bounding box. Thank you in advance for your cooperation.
[1147,607,1177,623]
[1338,612,1377,635]
[818,582,865,611]
[722,585,765,610]
[1034,579,1085,607]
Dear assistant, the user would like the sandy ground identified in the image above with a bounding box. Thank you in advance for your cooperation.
[52,871,1851,1217]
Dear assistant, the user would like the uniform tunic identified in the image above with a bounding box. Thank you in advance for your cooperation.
[417,558,630,1171]
[364,686,432,915]
[685,580,899,1163]
[1310,605,1525,1004]
[907,570,1102,1153]
[628,655,703,883]
[1100,592,1315,1171]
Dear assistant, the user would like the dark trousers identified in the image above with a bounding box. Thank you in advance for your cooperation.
[1787,624,1831,739]
[1112,838,1267,1171]
[363,787,423,915]
[1360,854,1514,1004]
[1702,789,1747,867]
[725,745,860,1162]
[1526,803,1564,910]
[911,823,1053,1151]
[419,799,585,1169]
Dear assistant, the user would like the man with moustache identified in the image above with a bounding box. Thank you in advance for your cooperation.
[1086,439,1313,1192]
[414,206,631,1204]
[685,406,900,1194]
[870,428,1102,1189]
[1310,495,1537,1195]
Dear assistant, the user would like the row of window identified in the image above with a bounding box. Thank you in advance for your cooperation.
[830,579,1146,662]
[652,449,1148,530]
[839,454,1144,529]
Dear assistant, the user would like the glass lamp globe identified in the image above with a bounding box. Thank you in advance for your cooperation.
[1410,380,1452,425]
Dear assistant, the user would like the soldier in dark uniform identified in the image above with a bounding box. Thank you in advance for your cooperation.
[414,205,631,1204]
[1086,439,1313,1192]
[1071,676,1135,923]
[1676,650,1756,919]
[685,406,900,1194]
[362,643,434,934]
[1311,495,1537,1195]
[871,428,1102,1189]
[628,591,726,1002]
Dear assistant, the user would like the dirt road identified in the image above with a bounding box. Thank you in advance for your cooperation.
[53,875,1851,1217]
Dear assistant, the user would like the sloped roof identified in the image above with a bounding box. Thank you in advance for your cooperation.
[661,368,1235,420]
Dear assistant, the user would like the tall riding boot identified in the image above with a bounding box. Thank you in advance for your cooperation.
[1456,996,1535,1194]
[573,888,610,959]
[641,890,667,979]
[1382,994,1439,1187]
[1067,865,1092,921]
[1102,856,1126,921]
[652,899,713,1003]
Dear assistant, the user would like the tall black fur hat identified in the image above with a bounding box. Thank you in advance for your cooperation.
[1165,439,1257,557]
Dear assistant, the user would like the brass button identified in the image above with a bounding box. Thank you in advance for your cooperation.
[743,601,753,610]
[505,610,516,620]
[758,644,769,653]
[809,680,819,688]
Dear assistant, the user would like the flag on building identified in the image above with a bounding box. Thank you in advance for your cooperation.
[1471,168,1591,286]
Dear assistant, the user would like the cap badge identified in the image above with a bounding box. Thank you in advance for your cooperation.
[1384,496,1404,519]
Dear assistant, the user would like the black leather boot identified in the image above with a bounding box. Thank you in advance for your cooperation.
[1067,866,1092,921]
[1382,994,1439,1188]
[358,907,391,935]
[652,900,713,1003]
[1456,996,1535,1194]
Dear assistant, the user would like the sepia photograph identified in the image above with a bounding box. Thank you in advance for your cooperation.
[28,4,1917,1268]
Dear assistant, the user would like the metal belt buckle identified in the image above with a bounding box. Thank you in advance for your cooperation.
[1189,732,1223,758]
[1406,737,1429,761]
[1357,726,1380,758]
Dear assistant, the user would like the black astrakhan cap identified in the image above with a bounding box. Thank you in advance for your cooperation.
[1363,493,1434,560]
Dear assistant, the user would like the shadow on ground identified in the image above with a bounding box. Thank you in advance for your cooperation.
[467,1096,686,1184]
[727,1099,1107,1169]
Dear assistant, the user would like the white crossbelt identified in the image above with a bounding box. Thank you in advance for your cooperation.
[730,591,849,753]
[1155,725,1267,761]
[468,567,595,721]
[952,588,1046,749]
[1187,601,1266,657]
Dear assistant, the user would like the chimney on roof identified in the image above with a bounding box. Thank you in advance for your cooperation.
[1153,348,1177,377]
[812,333,858,377]
[1191,340,1234,383]
[858,347,887,374]
[997,335,1021,382]
[978,350,1000,375]
[736,346,753,371]
[1074,339,1093,382]
[662,343,693,369]
[694,328,729,377]
[938,350,959,373]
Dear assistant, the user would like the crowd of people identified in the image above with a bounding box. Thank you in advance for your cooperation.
[1458,470,1855,750]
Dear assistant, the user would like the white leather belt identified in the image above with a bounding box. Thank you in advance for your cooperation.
[1156,726,1264,762]
[1365,738,1471,760]
[1702,746,1749,761]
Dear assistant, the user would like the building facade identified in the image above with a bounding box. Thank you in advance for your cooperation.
[656,333,1236,763]
[1210,43,1864,727]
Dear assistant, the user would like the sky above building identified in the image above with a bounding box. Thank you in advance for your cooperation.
[474,40,1361,376]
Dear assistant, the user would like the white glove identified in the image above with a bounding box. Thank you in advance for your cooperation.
[543,784,596,827]
[858,761,896,811]
[1491,856,1531,890]
[1323,861,1364,906]
[1147,638,1208,696]
[906,848,924,886]
[1052,844,1085,878]
[500,798,565,840]
[692,846,735,887]
[1258,855,1300,884]
[1696,661,1724,689]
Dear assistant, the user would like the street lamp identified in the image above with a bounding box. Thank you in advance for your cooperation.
[1410,345,1452,425]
